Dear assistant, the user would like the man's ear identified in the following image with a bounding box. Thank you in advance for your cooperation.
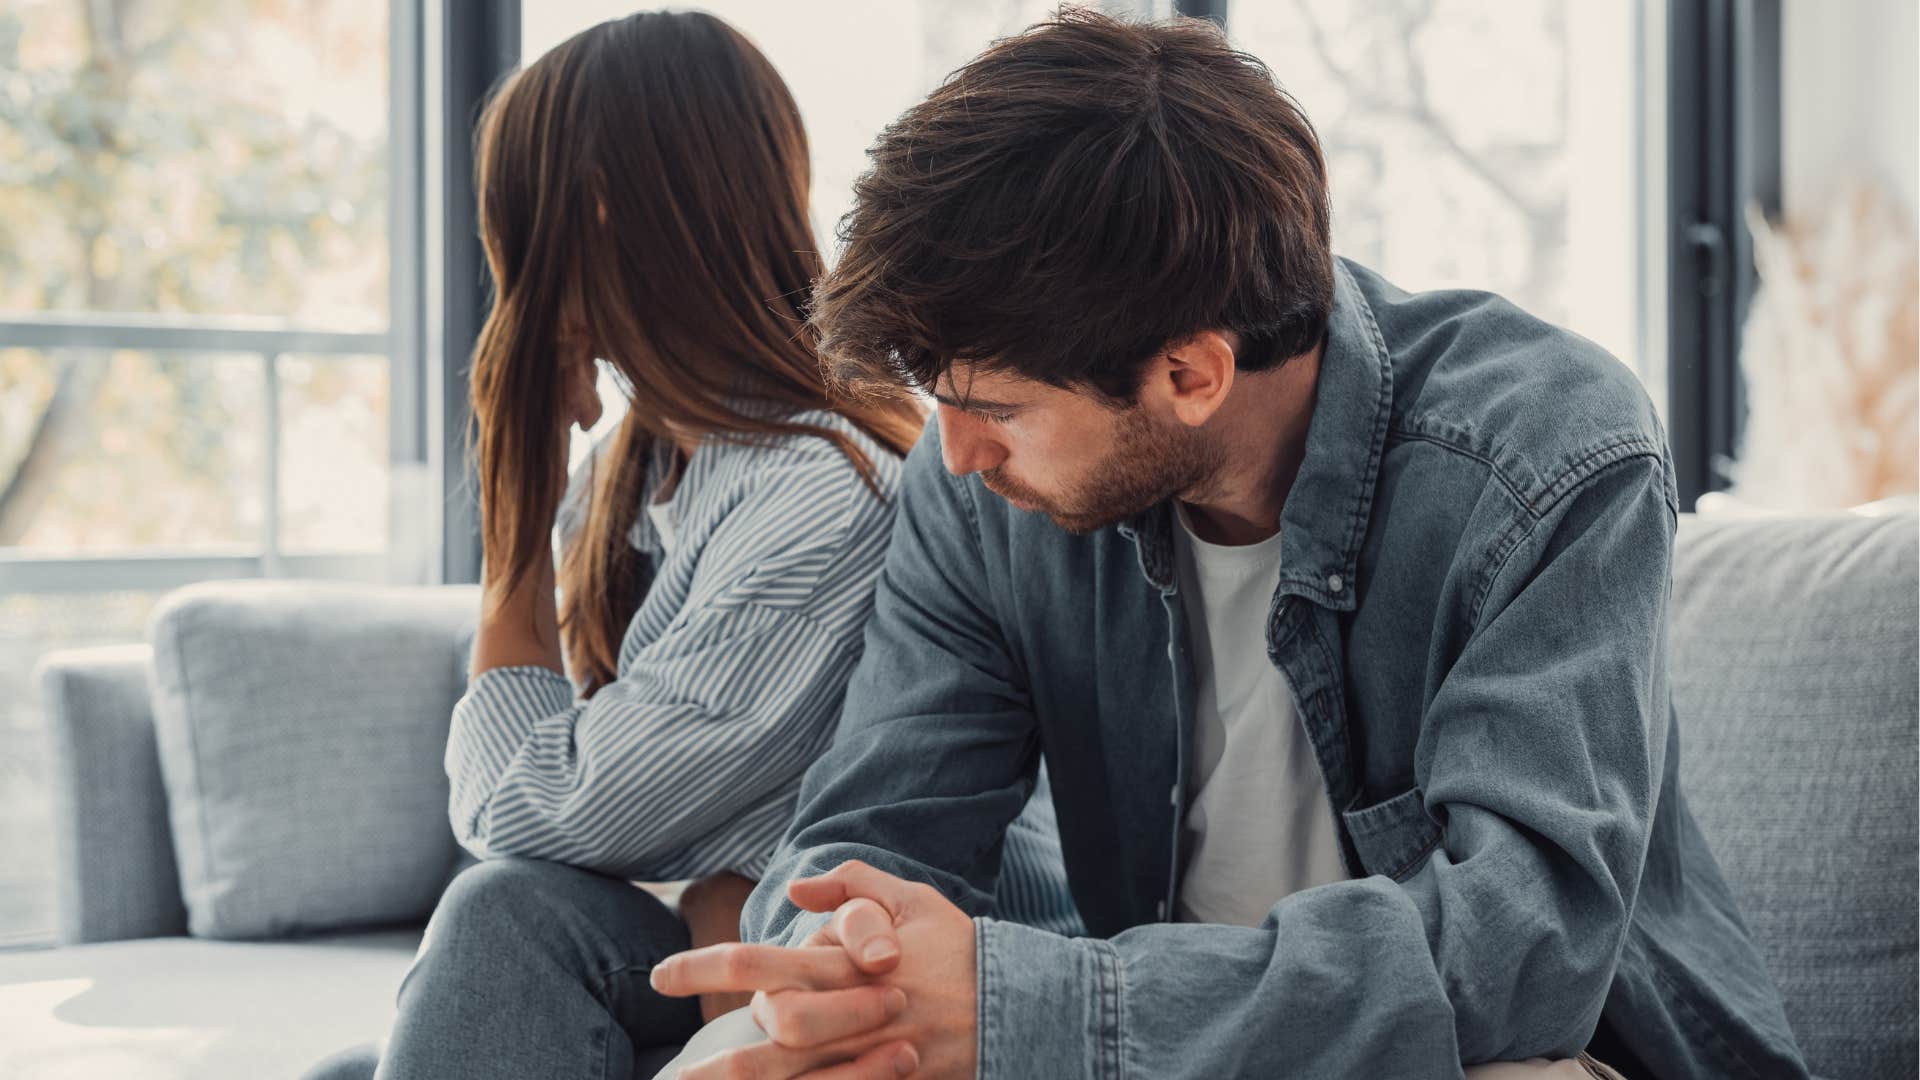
[1142,330,1236,428]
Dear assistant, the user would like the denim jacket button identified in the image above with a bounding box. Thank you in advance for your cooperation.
[1328,573,1345,594]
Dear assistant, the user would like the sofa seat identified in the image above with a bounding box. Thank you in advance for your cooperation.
[0,928,420,1080]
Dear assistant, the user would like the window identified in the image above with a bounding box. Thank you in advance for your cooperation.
[1230,0,1657,400]
[0,0,422,944]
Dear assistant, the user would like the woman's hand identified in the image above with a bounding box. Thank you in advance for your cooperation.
[470,344,603,677]
[677,871,761,1022]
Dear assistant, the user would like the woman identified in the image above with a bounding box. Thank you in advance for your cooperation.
[305,11,1078,1080]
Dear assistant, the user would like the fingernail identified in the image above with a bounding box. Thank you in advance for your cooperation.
[863,940,898,964]
[894,1046,919,1076]
[648,962,671,991]
[883,987,908,1016]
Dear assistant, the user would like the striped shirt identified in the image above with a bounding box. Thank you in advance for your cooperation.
[445,409,1082,933]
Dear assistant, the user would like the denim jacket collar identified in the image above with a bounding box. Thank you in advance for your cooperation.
[1118,258,1393,612]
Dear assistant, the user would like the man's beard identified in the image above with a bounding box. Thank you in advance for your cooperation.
[981,406,1222,535]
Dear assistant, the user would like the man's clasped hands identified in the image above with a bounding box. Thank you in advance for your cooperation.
[653,861,980,1080]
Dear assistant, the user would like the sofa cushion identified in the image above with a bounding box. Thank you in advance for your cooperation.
[1671,511,1919,1079]
[147,582,478,939]
[38,643,189,944]
[0,928,420,1080]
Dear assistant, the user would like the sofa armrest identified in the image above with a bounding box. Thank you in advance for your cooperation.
[37,643,188,944]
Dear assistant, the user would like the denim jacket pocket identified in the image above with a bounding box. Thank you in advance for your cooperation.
[1341,786,1444,881]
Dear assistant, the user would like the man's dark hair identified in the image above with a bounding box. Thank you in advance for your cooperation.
[814,8,1334,402]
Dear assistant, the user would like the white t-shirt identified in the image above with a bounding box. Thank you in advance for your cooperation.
[638,441,686,557]
[645,485,681,556]
[1171,503,1347,927]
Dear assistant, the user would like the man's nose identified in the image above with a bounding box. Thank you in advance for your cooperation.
[935,406,1007,477]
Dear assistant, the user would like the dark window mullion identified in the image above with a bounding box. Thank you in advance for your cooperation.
[1667,0,1780,509]
[429,0,519,586]
[1175,0,1228,25]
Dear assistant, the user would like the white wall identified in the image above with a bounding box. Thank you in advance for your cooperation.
[1781,0,1919,218]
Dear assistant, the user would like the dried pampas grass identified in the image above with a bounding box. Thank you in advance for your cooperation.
[1722,182,1918,509]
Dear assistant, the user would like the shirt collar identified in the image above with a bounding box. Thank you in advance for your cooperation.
[1119,258,1393,611]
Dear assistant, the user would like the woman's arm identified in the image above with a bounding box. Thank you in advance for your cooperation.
[470,349,599,679]
[472,546,565,677]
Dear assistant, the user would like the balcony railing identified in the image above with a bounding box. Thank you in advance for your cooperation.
[0,313,396,595]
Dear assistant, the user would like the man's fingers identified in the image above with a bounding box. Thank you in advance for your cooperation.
[676,1037,918,1080]
[787,861,926,917]
[829,897,901,973]
[650,943,864,998]
[752,984,908,1049]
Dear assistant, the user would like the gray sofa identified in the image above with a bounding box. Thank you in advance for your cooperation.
[4,512,1915,1079]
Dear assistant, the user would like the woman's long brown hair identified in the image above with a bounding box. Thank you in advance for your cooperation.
[469,12,923,696]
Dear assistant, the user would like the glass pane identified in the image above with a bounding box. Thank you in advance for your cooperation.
[0,348,265,553]
[1232,1,1647,382]
[0,591,164,944]
[521,1,1163,249]
[278,354,387,553]
[0,0,389,329]
[567,359,631,475]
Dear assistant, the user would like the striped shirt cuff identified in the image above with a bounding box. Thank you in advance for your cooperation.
[447,665,574,843]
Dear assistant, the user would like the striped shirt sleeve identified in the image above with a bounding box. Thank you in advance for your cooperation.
[445,446,882,882]
[446,603,856,881]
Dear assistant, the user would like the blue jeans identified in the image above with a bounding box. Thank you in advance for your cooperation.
[306,858,703,1080]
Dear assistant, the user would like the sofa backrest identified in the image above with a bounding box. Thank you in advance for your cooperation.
[146,580,480,940]
[1670,511,1919,1079]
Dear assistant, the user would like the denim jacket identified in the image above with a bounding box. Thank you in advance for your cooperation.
[746,258,1808,1079]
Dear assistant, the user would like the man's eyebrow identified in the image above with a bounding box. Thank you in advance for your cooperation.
[931,391,1023,413]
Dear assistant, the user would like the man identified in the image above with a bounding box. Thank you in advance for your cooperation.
[651,11,1807,1079]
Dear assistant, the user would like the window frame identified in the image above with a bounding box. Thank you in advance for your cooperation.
[0,0,436,594]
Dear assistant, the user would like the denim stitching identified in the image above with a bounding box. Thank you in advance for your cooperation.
[1383,430,1530,509]
[1339,259,1397,575]
[1300,609,1360,809]
[1094,938,1124,1080]
[1646,957,1768,1080]
[1388,830,1445,882]
[1467,504,1541,629]
[976,918,996,1080]
[1530,439,1664,514]
[1469,450,1666,628]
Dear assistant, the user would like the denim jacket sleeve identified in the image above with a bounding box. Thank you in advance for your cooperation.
[975,449,1677,1079]
[744,432,1043,947]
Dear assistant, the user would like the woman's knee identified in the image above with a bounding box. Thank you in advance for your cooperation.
[413,857,686,979]
[428,857,578,939]
[407,857,609,990]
